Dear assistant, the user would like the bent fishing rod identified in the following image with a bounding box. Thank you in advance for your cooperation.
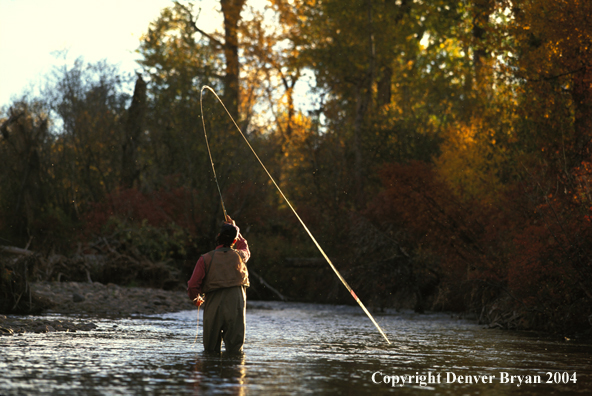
[199,85,391,344]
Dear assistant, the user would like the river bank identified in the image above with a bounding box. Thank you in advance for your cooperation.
[31,281,195,315]
[0,281,195,336]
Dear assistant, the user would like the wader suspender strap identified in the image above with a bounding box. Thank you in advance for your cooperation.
[203,251,215,284]
[203,248,231,286]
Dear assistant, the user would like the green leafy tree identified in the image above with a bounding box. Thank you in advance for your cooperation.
[137,2,275,251]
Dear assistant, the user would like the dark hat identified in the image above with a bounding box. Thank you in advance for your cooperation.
[218,223,238,243]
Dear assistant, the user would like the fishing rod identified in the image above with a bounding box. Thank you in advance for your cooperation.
[199,85,391,344]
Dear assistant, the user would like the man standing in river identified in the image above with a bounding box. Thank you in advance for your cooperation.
[187,215,250,353]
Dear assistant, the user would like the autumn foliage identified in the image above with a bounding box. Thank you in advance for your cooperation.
[366,157,592,334]
[84,183,199,237]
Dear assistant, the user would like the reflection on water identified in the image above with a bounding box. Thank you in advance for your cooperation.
[1,301,591,395]
[192,353,247,396]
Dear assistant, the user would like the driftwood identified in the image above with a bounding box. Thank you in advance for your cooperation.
[250,270,288,301]
[284,257,327,268]
[2,241,289,302]
[0,245,35,310]
[1,237,174,289]
[0,245,34,256]
[0,251,35,313]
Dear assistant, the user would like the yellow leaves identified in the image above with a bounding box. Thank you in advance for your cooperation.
[435,120,508,204]
[516,0,592,78]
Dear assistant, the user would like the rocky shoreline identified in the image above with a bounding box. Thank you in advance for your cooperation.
[0,316,98,335]
[0,281,195,336]
[32,281,195,315]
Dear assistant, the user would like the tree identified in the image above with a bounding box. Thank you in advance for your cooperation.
[512,0,592,166]
[220,0,247,119]
[173,0,246,121]
[287,0,476,206]
[0,99,50,244]
[242,0,304,144]
[45,59,130,208]
[137,2,282,252]
[121,74,147,189]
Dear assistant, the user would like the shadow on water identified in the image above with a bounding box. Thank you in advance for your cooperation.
[1,301,591,395]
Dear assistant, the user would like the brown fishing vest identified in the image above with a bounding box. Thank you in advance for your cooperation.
[201,247,249,293]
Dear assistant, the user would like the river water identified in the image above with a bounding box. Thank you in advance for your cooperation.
[1,301,591,395]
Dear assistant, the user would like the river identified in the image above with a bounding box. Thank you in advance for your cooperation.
[1,301,591,395]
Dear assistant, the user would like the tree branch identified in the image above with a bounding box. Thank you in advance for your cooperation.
[0,245,34,256]
[525,65,587,83]
[175,1,224,49]
[0,111,24,140]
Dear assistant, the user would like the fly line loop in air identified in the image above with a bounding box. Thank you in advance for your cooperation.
[199,85,391,344]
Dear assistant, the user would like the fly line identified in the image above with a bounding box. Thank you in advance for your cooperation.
[200,85,391,344]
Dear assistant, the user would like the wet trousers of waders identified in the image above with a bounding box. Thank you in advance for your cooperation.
[203,285,246,353]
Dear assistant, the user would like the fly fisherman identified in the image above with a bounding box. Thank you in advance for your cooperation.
[187,215,250,353]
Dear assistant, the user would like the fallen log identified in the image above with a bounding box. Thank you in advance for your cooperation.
[284,257,327,268]
[249,270,288,301]
[0,246,33,256]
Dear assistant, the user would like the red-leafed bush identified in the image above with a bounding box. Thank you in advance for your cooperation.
[84,183,200,237]
[368,159,592,335]
[80,181,204,263]
[506,174,592,333]
[367,161,509,311]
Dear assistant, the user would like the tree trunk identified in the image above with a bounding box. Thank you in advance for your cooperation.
[471,0,494,99]
[220,0,246,121]
[377,65,392,107]
[571,67,592,165]
[121,74,146,189]
[351,0,376,207]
